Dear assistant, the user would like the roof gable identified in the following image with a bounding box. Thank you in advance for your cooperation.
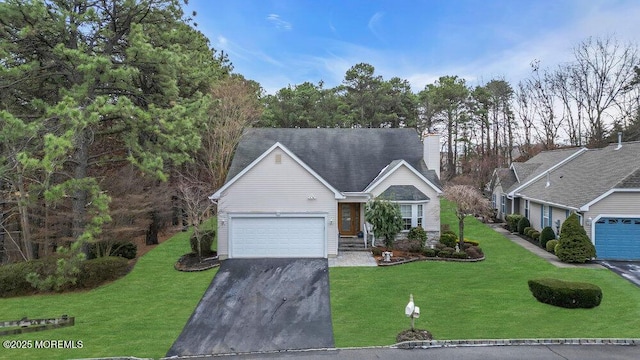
[224,128,442,192]
[210,142,345,200]
[364,160,443,195]
[516,141,640,209]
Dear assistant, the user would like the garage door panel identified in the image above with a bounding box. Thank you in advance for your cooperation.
[230,216,325,258]
[595,217,640,260]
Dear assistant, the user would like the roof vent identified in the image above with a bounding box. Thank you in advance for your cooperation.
[615,132,622,150]
[545,172,550,188]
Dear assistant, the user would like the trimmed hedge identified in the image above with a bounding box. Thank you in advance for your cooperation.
[539,226,556,248]
[0,256,130,298]
[528,278,602,308]
[546,239,559,253]
[518,217,531,235]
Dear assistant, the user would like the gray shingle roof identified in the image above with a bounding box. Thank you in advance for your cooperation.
[225,128,443,192]
[507,147,583,193]
[379,185,430,201]
[516,141,640,208]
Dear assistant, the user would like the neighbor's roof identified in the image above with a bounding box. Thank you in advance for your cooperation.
[379,185,430,201]
[515,141,640,209]
[224,128,442,192]
[506,147,584,193]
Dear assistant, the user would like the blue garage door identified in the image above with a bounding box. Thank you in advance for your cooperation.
[595,217,640,260]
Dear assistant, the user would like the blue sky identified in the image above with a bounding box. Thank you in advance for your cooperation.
[184,0,640,94]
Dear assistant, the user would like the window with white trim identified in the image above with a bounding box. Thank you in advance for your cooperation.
[543,205,550,227]
[492,194,496,209]
[400,205,412,230]
[524,200,530,219]
[398,203,426,231]
[501,194,506,214]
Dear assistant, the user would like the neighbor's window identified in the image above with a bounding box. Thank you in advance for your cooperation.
[524,200,530,219]
[543,205,550,227]
[501,194,506,214]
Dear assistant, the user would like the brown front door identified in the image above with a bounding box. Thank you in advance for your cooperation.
[338,203,360,236]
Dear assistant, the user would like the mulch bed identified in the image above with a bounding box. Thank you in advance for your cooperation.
[175,252,220,272]
[396,329,433,342]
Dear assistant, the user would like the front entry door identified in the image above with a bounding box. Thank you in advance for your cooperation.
[338,203,360,236]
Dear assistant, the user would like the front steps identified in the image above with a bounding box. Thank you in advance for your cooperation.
[338,237,369,251]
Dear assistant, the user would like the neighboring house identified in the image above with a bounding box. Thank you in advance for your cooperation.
[210,128,443,260]
[489,139,640,260]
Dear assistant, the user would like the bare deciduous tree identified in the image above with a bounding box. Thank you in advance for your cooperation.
[200,75,263,191]
[443,185,492,248]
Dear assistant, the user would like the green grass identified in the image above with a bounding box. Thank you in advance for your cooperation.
[2,206,640,358]
[330,200,640,347]
[0,228,217,360]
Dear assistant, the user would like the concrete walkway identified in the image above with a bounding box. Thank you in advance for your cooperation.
[328,251,377,267]
[490,224,603,269]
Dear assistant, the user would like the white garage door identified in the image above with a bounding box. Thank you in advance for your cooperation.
[230,216,326,258]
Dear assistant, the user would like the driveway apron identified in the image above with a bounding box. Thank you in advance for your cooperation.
[598,261,640,287]
[166,258,334,357]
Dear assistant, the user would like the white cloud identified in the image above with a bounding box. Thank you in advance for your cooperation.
[368,11,385,42]
[266,13,293,31]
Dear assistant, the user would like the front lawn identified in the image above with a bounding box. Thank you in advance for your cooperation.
[0,229,216,360]
[2,204,639,359]
[330,200,640,347]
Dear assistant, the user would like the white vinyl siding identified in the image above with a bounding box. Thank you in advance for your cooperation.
[216,148,337,259]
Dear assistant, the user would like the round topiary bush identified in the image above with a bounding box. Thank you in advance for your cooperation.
[528,278,602,308]
[531,231,540,241]
[546,239,559,253]
[439,233,457,248]
[539,226,556,249]
[518,217,531,235]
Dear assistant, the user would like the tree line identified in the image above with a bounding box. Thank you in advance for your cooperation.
[0,0,261,271]
[260,36,640,187]
[1,1,639,272]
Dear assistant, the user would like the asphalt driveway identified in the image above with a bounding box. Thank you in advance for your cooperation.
[598,261,640,287]
[166,258,334,357]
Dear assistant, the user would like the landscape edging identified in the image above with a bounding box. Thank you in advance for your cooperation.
[393,338,640,349]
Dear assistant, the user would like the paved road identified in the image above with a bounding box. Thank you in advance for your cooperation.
[166,258,334,357]
[162,344,640,360]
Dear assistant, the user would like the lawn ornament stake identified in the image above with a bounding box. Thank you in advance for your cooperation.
[405,294,420,330]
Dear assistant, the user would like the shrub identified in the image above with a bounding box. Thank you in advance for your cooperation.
[407,226,427,244]
[0,260,51,298]
[452,251,469,259]
[531,231,540,241]
[539,227,556,248]
[525,228,535,238]
[435,242,447,250]
[546,240,559,253]
[465,246,484,259]
[371,247,383,256]
[365,199,404,248]
[556,213,596,263]
[190,229,216,257]
[506,214,524,232]
[0,256,130,298]
[89,241,137,260]
[528,278,602,308]
[76,257,130,289]
[422,248,436,257]
[439,233,457,248]
[463,239,480,246]
[438,247,454,257]
[518,217,531,235]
